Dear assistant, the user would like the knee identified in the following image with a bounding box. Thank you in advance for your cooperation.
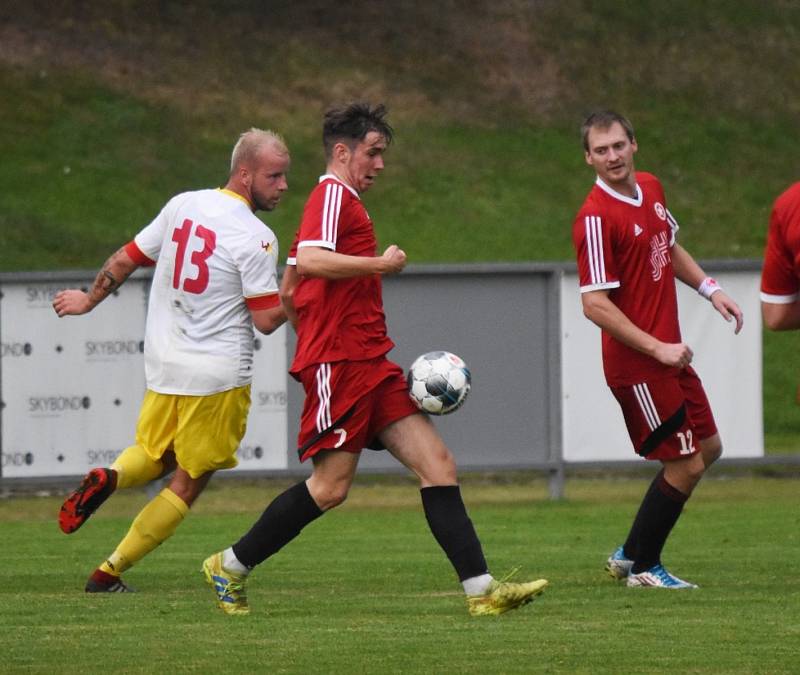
[701,436,723,468]
[167,472,210,507]
[420,447,458,487]
[167,482,200,506]
[308,481,350,511]
[684,460,707,488]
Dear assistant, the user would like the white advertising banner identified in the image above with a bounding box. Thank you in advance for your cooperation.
[560,270,763,461]
[1,277,288,477]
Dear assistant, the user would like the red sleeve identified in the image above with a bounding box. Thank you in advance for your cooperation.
[286,230,299,264]
[297,181,348,251]
[246,293,280,310]
[761,200,799,299]
[573,207,619,292]
[124,240,156,267]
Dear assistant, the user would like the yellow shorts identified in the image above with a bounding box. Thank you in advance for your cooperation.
[135,385,251,479]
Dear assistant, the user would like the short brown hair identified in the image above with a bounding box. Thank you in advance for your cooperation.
[581,110,635,152]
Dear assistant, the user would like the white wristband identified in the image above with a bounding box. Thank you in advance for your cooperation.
[697,277,722,300]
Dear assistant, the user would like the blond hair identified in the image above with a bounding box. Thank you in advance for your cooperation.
[230,128,288,176]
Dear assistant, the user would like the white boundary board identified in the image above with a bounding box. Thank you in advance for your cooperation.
[560,270,763,461]
[1,278,288,477]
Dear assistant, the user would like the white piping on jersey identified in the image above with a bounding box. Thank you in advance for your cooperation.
[665,209,680,245]
[633,383,661,431]
[579,280,620,293]
[315,363,332,431]
[318,173,360,199]
[760,290,799,304]
[297,239,335,251]
[585,215,607,285]
[595,177,643,207]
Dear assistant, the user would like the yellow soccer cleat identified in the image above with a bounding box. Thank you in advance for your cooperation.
[202,552,250,616]
[466,576,548,617]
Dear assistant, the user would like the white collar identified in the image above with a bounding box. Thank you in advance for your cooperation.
[595,176,642,206]
[319,174,360,199]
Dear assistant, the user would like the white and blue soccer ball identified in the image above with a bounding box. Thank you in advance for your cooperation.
[407,351,471,415]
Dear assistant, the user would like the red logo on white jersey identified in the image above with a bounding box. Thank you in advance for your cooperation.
[654,202,666,220]
[649,231,670,281]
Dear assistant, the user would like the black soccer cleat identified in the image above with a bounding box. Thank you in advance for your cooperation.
[85,569,135,593]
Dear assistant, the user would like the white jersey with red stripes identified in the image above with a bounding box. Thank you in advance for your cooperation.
[573,172,682,387]
[126,188,280,395]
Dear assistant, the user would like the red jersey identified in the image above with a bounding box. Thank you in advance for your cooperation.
[761,182,800,304]
[289,175,394,375]
[573,172,681,387]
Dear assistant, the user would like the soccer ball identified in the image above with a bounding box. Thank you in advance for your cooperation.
[407,351,471,415]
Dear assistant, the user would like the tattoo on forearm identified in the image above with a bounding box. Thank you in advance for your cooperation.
[89,247,133,303]
[101,270,121,293]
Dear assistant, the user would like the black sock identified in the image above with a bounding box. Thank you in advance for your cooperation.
[232,481,323,569]
[622,485,648,560]
[420,485,488,582]
[630,470,689,574]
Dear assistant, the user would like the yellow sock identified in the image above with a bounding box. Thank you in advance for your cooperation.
[111,444,164,489]
[98,488,188,576]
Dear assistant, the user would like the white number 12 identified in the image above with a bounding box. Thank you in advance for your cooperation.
[676,430,695,455]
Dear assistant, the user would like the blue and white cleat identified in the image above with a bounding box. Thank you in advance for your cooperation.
[605,546,634,580]
[627,564,698,589]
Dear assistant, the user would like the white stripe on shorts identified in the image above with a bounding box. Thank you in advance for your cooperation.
[633,383,661,431]
[315,363,332,431]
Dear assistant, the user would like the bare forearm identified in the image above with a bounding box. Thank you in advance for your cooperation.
[582,295,660,358]
[582,290,694,367]
[671,243,706,289]
[54,247,139,317]
[296,247,385,279]
[252,305,287,335]
[86,247,139,308]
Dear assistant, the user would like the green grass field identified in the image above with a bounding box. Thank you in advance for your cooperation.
[2,475,798,674]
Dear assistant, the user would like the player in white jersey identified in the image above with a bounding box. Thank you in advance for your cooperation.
[52,128,289,592]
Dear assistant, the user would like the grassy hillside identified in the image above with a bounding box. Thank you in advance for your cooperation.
[2,0,799,451]
[2,0,799,269]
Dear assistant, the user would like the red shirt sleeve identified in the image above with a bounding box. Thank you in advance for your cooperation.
[297,180,348,252]
[573,208,619,292]
[761,192,800,301]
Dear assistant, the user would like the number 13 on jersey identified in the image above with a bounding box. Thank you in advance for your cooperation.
[172,218,217,294]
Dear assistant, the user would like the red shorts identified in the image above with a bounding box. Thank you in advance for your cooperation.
[610,366,718,461]
[295,356,420,462]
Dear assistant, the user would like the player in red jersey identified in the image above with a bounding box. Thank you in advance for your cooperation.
[573,110,743,589]
[203,102,547,617]
[761,182,800,330]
